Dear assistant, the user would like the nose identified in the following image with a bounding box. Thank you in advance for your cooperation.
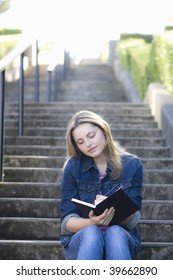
[84,139,91,147]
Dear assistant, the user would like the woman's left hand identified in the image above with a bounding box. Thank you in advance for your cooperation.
[89,207,115,226]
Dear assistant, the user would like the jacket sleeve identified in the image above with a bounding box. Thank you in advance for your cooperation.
[60,158,82,223]
[128,157,143,209]
[124,210,141,229]
[61,213,81,235]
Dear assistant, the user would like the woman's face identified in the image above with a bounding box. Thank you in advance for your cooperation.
[72,123,106,159]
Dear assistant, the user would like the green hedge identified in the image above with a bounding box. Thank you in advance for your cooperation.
[147,33,173,94]
[0,0,11,13]
[0,28,22,35]
[117,31,173,99]
[117,38,151,99]
[0,33,21,59]
[120,33,153,43]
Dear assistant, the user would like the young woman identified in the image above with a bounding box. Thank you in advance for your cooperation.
[60,110,143,260]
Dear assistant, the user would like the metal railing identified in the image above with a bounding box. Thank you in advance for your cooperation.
[47,63,61,101]
[47,50,69,101]
[0,40,39,181]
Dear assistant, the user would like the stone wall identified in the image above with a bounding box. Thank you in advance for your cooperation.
[144,83,173,156]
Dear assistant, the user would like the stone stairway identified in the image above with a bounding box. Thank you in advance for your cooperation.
[0,63,173,259]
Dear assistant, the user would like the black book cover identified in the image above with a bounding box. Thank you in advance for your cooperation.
[71,188,139,225]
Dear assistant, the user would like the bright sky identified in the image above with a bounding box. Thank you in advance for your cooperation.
[0,0,172,59]
[1,0,172,37]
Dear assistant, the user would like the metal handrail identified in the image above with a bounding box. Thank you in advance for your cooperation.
[47,50,69,101]
[0,39,39,181]
[47,63,64,101]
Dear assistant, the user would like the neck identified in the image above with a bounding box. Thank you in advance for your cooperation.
[94,154,107,174]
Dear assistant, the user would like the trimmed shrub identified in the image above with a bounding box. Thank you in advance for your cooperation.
[120,33,153,43]
[0,28,22,35]
[117,38,151,99]
[117,31,173,98]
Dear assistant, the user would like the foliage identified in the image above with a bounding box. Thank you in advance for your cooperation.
[0,0,11,13]
[164,26,173,31]
[117,31,173,98]
[147,32,173,95]
[0,28,22,35]
[0,34,21,59]
[117,39,151,99]
[120,33,153,43]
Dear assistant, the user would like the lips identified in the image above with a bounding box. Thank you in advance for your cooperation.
[88,147,97,153]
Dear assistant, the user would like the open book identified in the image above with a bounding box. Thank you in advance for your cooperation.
[71,188,139,225]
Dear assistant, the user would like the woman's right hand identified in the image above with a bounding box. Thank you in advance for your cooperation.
[94,194,107,205]
[89,207,115,226]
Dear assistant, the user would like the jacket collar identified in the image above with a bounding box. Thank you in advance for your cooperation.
[82,155,113,173]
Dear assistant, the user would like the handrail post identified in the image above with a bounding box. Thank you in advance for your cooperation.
[63,50,67,80]
[0,70,5,181]
[35,40,39,102]
[48,71,52,101]
[54,65,58,101]
[19,53,24,136]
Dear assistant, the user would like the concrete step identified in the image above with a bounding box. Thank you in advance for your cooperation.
[139,242,173,260]
[5,127,162,137]
[5,113,155,122]
[138,220,173,242]
[3,145,170,157]
[5,101,148,107]
[1,182,173,200]
[5,107,152,117]
[0,240,173,260]
[4,101,152,107]
[0,182,61,198]
[4,155,173,169]
[3,167,173,183]
[0,198,172,220]
[5,119,158,129]
[0,218,172,249]
[0,182,173,200]
[0,217,172,242]
[4,145,67,156]
[0,198,60,218]
[142,158,173,169]
[142,184,173,200]
[0,217,61,240]
[3,167,62,182]
[0,240,64,260]
[141,200,173,220]
[4,136,166,147]
[5,102,151,111]
[3,155,66,168]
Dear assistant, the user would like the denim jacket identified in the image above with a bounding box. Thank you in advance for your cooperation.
[60,153,143,253]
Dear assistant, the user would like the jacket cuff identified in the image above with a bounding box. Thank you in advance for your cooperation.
[125,210,141,229]
[61,213,80,235]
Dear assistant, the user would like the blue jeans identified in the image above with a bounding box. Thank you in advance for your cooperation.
[63,225,137,260]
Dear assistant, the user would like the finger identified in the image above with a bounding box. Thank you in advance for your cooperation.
[103,208,115,225]
[106,207,115,216]
[89,210,94,218]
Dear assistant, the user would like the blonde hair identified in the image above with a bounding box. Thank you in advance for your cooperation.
[66,110,127,179]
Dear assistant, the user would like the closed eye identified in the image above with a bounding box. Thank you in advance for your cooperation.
[76,140,84,145]
[75,130,96,145]
[88,132,95,138]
